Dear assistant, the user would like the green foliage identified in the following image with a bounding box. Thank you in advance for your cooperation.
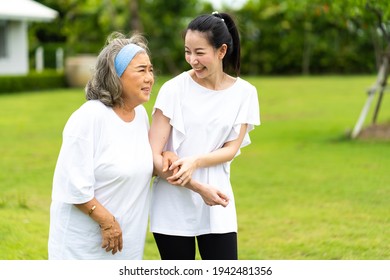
[236,0,388,75]
[30,0,209,73]
[0,71,66,94]
[139,0,207,74]
[25,1,390,74]
[30,0,111,55]
[0,76,389,259]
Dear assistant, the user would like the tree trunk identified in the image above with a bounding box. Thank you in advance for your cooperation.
[302,24,312,75]
[129,0,143,32]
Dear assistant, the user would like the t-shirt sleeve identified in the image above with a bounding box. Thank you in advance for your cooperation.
[152,80,186,151]
[226,83,261,149]
[51,108,96,204]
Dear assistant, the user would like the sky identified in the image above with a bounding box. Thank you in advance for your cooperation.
[207,0,247,10]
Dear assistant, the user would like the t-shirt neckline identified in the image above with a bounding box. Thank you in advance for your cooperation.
[185,71,239,93]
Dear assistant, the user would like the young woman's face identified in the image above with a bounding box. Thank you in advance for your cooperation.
[184,30,224,79]
[120,52,154,107]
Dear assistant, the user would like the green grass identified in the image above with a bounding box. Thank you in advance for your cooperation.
[1,75,389,260]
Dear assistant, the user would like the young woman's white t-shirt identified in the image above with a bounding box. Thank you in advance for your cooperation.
[49,100,153,259]
[150,71,260,236]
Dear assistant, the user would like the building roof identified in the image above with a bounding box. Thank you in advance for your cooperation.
[0,0,58,22]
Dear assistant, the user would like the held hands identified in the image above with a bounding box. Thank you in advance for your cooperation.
[162,151,180,175]
[162,151,196,186]
[167,156,199,186]
[158,128,248,208]
[100,216,123,255]
[161,151,230,208]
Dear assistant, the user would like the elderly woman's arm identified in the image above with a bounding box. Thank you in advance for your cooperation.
[75,199,122,254]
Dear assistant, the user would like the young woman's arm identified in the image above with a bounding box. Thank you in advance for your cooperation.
[166,124,248,186]
[149,109,229,207]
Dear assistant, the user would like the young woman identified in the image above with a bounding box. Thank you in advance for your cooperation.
[149,12,260,260]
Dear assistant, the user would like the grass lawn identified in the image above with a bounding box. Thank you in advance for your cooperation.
[0,75,389,260]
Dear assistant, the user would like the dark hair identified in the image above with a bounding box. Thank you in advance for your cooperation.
[184,12,241,76]
[85,32,150,107]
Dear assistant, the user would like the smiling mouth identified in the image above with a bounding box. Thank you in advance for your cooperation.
[141,87,151,93]
[193,67,206,73]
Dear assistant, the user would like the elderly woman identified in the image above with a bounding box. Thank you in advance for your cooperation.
[48,32,155,259]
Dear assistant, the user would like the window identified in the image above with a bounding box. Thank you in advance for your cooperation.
[0,21,7,58]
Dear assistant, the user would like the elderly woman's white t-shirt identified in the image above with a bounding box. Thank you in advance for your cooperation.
[49,100,153,259]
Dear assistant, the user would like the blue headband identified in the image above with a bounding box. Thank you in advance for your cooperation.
[114,43,145,77]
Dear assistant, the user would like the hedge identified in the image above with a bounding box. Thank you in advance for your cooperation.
[0,71,66,94]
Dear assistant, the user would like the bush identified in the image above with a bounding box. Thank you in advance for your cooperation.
[0,71,66,94]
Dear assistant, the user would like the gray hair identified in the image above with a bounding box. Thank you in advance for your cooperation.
[85,32,150,107]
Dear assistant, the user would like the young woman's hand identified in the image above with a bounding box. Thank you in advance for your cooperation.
[197,183,230,207]
[167,156,198,186]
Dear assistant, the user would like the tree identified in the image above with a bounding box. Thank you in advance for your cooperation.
[129,0,142,32]
[31,0,141,55]
[345,1,390,137]
[30,0,390,78]
[235,0,390,137]
[138,0,206,74]
[30,0,206,73]
[236,0,383,75]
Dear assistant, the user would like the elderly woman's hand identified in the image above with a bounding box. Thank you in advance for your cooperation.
[100,216,123,255]
[161,151,180,175]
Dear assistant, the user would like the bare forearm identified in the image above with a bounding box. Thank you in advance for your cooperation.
[186,179,229,207]
[153,154,171,179]
[169,124,248,177]
[74,198,114,228]
[194,146,236,168]
[196,124,248,168]
[153,152,229,207]
[154,153,202,192]
[75,198,122,254]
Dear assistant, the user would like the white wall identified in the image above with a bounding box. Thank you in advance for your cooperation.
[0,20,28,75]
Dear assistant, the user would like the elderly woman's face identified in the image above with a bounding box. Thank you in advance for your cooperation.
[120,52,154,106]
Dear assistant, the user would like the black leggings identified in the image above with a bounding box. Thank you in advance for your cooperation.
[153,232,238,260]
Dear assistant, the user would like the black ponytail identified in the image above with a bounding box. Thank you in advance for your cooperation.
[219,12,240,76]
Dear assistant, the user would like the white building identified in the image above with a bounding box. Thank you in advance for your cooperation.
[0,0,58,75]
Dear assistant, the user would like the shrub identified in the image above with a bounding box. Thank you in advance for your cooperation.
[0,71,66,94]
